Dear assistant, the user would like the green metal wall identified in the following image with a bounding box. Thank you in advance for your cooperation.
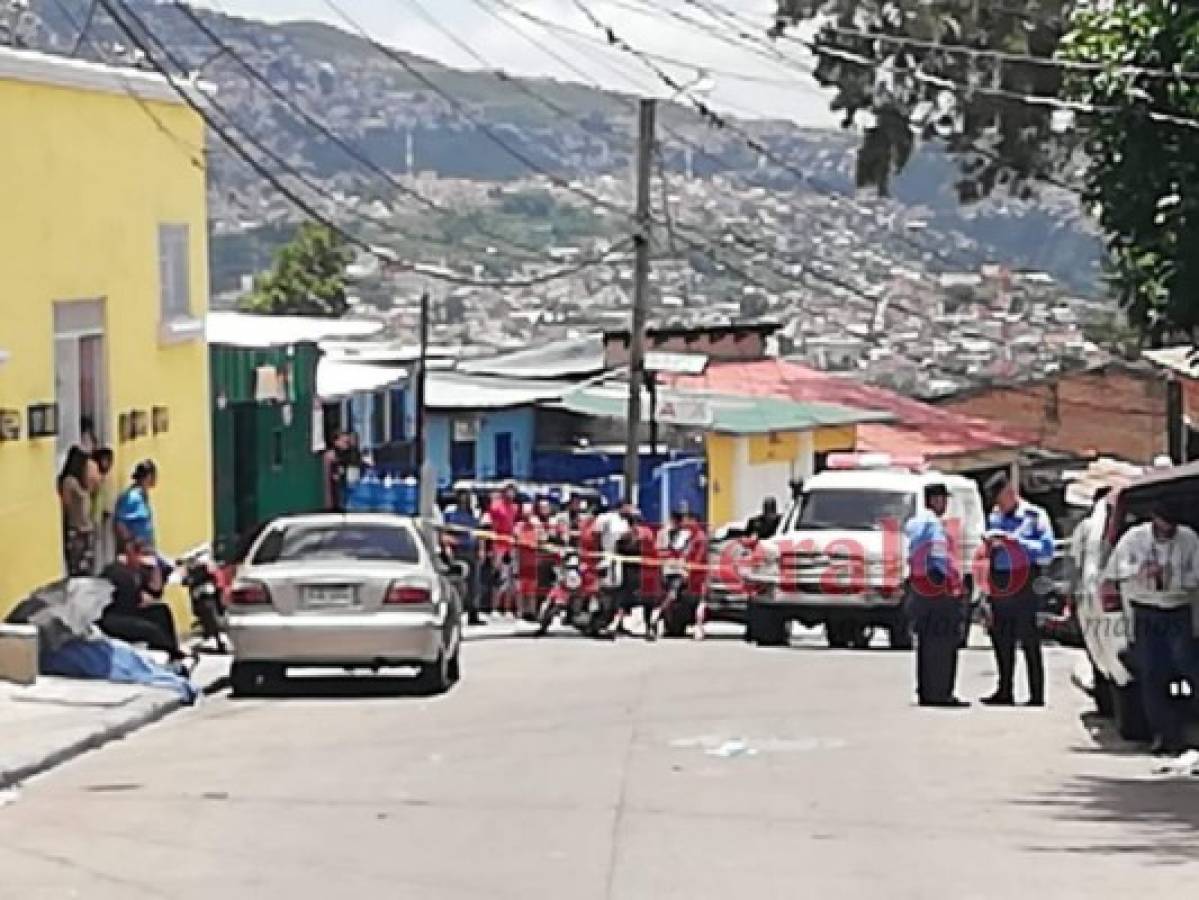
[210,342,324,560]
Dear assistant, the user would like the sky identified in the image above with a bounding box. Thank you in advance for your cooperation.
[193,0,839,127]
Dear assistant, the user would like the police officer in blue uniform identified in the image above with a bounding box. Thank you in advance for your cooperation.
[981,472,1055,707]
[905,483,968,707]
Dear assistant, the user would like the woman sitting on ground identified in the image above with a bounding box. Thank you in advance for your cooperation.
[99,537,187,668]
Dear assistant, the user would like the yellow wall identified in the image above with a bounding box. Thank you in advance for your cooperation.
[0,70,212,620]
[814,425,857,453]
[706,433,736,527]
[747,431,799,465]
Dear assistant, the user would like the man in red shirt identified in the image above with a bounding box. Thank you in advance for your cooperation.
[487,484,519,615]
[684,510,710,640]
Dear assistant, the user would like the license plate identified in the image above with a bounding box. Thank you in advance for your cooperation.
[303,586,357,609]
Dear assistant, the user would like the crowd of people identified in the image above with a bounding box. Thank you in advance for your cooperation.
[437,482,714,639]
[56,420,187,672]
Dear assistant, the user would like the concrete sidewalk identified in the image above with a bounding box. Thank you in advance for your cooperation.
[0,655,229,791]
[0,622,527,792]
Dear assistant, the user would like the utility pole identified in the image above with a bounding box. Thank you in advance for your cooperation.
[414,290,432,515]
[1166,375,1185,464]
[624,98,656,505]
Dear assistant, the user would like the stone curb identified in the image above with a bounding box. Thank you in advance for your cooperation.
[0,661,229,792]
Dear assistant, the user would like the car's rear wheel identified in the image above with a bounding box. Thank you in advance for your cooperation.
[415,648,454,696]
[230,661,280,697]
[1114,681,1151,742]
[447,643,461,685]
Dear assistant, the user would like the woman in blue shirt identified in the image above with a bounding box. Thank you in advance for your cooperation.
[114,459,159,550]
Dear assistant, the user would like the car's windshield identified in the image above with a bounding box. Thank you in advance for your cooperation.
[252,523,421,564]
[794,488,915,531]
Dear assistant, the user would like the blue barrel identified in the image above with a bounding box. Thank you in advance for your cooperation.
[344,474,371,512]
[357,471,384,512]
[396,478,419,515]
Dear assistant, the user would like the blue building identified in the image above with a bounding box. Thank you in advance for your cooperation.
[417,373,568,488]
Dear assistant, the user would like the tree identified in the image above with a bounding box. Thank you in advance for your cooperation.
[1059,2,1199,344]
[773,1,1075,200]
[240,222,353,318]
[774,1,1199,342]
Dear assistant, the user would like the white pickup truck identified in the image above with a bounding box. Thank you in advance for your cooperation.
[743,462,986,649]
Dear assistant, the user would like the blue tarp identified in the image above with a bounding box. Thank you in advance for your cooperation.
[42,638,199,705]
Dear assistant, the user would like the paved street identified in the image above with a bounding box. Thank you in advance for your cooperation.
[2,629,1199,899]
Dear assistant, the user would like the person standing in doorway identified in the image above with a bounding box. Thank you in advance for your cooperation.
[980,472,1055,708]
[905,483,968,707]
[1104,501,1199,754]
[323,431,350,511]
[91,446,116,570]
[58,446,95,576]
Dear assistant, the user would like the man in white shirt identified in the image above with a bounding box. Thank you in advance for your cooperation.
[595,503,631,593]
[1105,501,1199,754]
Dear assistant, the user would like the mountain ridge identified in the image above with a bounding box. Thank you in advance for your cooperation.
[24,0,1104,296]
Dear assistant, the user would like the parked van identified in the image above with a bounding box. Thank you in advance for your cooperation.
[744,455,986,649]
[1075,461,1199,740]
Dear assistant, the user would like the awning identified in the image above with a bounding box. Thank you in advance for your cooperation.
[552,384,891,435]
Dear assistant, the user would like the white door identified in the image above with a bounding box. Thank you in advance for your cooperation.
[52,300,107,466]
[54,335,81,466]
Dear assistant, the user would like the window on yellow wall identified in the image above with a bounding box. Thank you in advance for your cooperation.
[158,223,191,321]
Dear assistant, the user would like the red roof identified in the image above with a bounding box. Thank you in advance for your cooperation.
[667,359,1030,462]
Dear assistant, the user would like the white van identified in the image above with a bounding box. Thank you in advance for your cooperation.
[1074,462,1199,741]
[745,458,987,649]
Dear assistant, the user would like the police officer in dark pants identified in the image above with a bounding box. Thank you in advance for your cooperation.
[905,483,968,707]
[981,472,1055,707]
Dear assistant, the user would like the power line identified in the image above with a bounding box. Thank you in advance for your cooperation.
[571,0,976,271]
[779,31,1199,134]
[477,0,807,88]
[323,0,991,313]
[69,0,99,56]
[174,1,602,267]
[819,23,1199,85]
[43,0,206,170]
[98,0,633,288]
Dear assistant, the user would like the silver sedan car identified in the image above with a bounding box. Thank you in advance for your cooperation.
[227,513,464,695]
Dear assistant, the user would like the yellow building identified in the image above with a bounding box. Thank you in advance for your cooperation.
[0,48,212,617]
[555,386,890,528]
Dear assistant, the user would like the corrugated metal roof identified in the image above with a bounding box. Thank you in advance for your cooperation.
[553,384,891,435]
[456,334,606,379]
[666,359,1031,459]
[206,312,383,348]
[317,360,408,400]
[424,373,573,410]
[1143,346,1199,378]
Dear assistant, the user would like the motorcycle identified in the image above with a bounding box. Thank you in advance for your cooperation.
[537,552,612,638]
[179,545,228,653]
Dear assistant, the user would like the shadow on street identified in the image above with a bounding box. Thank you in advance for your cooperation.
[1016,773,1199,866]
[230,673,436,700]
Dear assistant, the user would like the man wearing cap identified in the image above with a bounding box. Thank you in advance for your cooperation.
[905,483,967,707]
[1105,501,1199,754]
[980,471,1055,707]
